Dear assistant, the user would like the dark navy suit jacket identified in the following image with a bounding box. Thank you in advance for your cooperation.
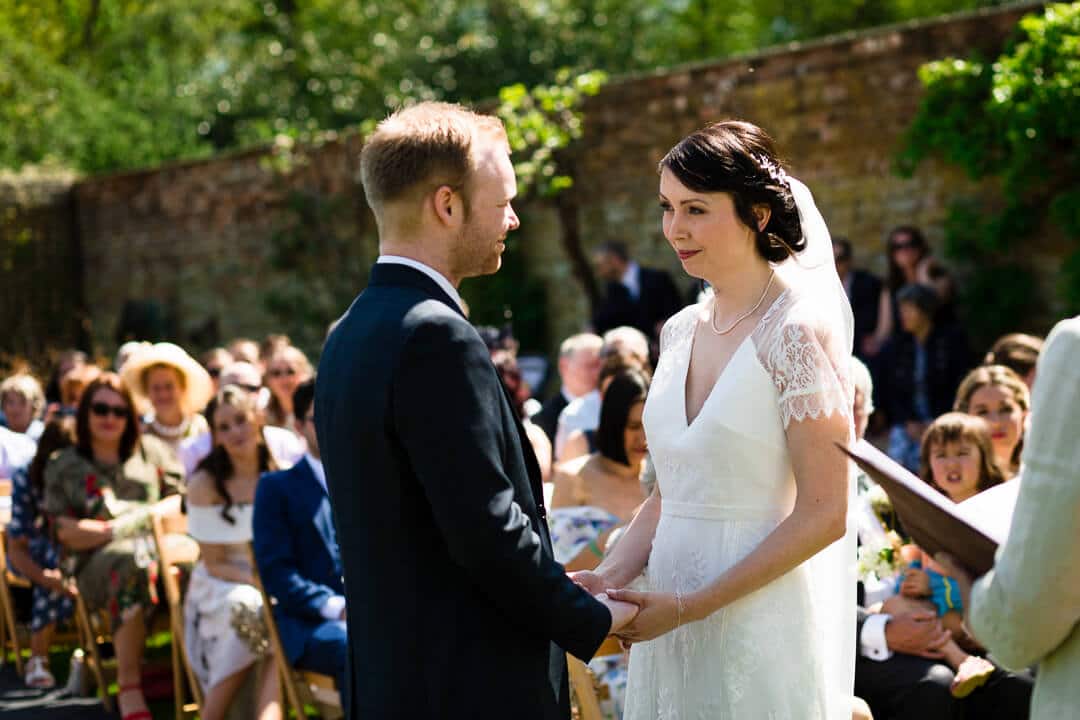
[315,263,611,719]
[253,457,344,663]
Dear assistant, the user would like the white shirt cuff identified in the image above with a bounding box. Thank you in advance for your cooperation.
[859,613,893,661]
[320,595,346,620]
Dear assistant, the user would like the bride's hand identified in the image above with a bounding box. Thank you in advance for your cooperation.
[568,569,610,596]
[605,588,681,645]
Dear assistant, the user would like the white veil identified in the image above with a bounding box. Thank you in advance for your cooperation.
[777,176,858,717]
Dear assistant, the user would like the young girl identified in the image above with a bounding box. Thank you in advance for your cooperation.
[954,364,1030,479]
[884,413,1006,697]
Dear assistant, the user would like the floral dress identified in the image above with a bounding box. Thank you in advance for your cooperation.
[7,465,74,632]
[42,436,184,630]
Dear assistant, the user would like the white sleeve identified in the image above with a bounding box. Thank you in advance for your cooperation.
[859,613,893,661]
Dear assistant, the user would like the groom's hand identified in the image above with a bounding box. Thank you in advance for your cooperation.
[595,592,639,634]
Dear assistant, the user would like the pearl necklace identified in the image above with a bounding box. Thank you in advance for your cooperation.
[150,415,192,439]
[709,270,776,336]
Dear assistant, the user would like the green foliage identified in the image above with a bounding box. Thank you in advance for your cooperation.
[898,2,1080,327]
[496,69,607,198]
[1,0,1007,174]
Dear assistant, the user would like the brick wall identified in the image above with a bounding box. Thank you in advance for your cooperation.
[59,1,1060,362]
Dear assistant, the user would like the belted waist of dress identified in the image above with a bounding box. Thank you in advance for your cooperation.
[661,499,779,522]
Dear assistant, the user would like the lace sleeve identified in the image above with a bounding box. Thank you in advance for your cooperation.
[757,310,853,429]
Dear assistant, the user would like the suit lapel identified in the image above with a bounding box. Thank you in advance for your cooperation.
[295,459,341,568]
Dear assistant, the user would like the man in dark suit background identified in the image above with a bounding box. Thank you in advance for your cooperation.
[833,236,883,362]
[315,102,636,719]
[591,241,683,342]
[253,378,347,697]
[530,332,602,450]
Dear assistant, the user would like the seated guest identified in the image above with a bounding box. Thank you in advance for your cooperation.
[6,419,77,688]
[201,347,234,394]
[983,333,1042,390]
[954,365,1030,479]
[184,386,280,720]
[880,284,971,472]
[178,362,304,476]
[43,373,185,720]
[43,350,87,406]
[560,351,650,462]
[531,333,602,449]
[54,362,101,419]
[493,351,552,482]
[263,346,313,431]
[227,338,262,371]
[120,342,214,457]
[550,369,649,571]
[553,326,650,460]
[2,373,46,441]
[253,379,347,698]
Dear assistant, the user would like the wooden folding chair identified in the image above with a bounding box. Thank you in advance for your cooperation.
[0,477,30,675]
[151,512,203,720]
[567,653,606,720]
[245,543,343,719]
[73,587,114,711]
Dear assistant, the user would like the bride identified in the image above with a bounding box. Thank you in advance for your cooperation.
[573,120,856,718]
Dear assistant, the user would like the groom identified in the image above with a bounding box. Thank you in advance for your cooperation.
[315,102,636,719]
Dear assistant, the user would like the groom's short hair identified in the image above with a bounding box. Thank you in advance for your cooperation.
[359,101,508,220]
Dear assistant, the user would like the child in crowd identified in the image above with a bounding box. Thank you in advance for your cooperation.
[954,364,1030,479]
[883,413,1006,697]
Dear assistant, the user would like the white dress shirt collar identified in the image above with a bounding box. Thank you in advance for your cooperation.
[305,453,327,493]
[377,255,465,313]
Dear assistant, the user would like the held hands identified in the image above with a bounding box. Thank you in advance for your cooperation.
[595,593,639,634]
[605,589,682,646]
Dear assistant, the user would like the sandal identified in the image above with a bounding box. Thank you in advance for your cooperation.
[951,655,995,698]
[24,655,56,689]
[118,682,152,720]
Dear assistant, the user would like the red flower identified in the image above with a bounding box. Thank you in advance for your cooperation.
[85,474,101,498]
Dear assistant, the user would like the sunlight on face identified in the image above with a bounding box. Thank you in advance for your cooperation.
[658,167,760,280]
[212,403,256,458]
[967,385,1025,468]
[622,401,648,468]
[929,439,982,502]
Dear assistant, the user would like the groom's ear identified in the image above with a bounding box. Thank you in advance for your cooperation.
[432,184,461,228]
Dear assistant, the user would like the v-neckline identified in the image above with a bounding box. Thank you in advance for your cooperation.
[680,288,789,429]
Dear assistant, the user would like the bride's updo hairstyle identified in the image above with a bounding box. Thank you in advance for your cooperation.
[660,120,805,263]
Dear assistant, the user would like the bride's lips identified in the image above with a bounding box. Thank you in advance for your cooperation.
[677,249,701,261]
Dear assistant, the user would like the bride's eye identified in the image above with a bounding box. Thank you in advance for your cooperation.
[659,202,673,213]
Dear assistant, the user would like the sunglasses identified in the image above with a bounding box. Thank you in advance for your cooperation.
[207,367,222,378]
[90,402,129,419]
[890,240,919,251]
[269,368,296,378]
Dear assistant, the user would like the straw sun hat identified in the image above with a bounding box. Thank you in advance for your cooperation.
[120,342,214,415]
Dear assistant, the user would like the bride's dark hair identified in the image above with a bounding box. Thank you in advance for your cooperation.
[659,120,805,263]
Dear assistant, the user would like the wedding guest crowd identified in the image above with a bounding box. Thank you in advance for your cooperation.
[0,221,1068,720]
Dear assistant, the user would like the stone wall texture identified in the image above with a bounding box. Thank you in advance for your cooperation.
[4,1,1066,364]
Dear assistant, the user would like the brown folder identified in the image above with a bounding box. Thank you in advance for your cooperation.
[839,439,1004,576]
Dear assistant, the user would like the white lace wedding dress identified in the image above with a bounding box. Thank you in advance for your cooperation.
[623,284,857,720]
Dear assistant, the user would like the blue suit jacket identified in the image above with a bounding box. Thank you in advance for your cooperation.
[253,457,344,663]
